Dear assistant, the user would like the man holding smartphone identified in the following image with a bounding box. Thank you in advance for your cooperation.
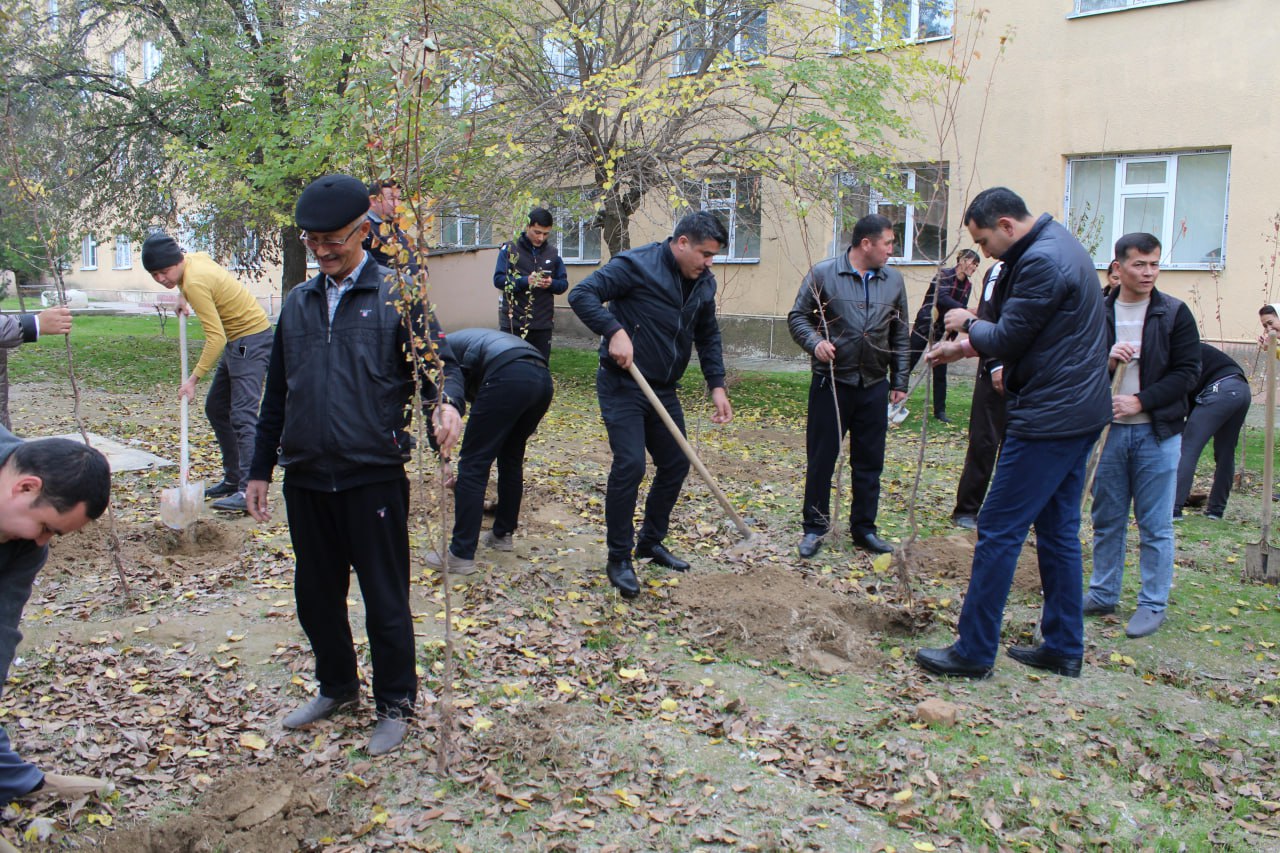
[493,207,569,361]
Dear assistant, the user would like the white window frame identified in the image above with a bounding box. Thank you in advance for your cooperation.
[141,41,162,82]
[672,2,767,76]
[80,236,97,270]
[543,37,581,87]
[555,211,602,264]
[1064,149,1231,270]
[1069,0,1195,17]
[112,235,132,270]
[48,0,59,32]
[439,211,495,249]
[445,56,494,114]
[110,50,127,81]
[835,164,949,264]
[838,0,953,50]
[687,175,761,263]
[228,231,262,271]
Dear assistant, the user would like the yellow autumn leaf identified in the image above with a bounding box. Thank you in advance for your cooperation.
[660,698,678,712]
[240,733,267,751]
[893,787,913,802]
[188,749,210,757]
[618,667,646,680]
[913,843,936,852]
[473,717,494,731]
[872,552,893,573]
[86,814,113,827]
[556,679,575,694]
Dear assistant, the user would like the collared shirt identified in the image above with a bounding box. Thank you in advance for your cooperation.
[326,251,372,326]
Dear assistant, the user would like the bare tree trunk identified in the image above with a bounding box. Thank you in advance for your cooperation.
[280,224,308,297]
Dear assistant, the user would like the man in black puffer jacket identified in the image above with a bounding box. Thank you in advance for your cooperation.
[424,328,553,574]
[917,187,1111,680]
[569,211,733,599]
[246,174,465,757]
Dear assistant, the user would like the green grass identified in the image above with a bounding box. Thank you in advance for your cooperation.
[8,314,204,391]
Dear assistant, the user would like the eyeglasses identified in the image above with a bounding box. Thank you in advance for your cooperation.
[299,221,363,249]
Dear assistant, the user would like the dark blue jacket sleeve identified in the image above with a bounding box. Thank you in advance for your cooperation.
[249,322,287,482]
[549,256,569,295]
[493,244,529,293]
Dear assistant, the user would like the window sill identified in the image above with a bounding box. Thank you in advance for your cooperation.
[563,259,601,266]
[833,32,953,55]
[714,257,760,265]
[1068,0,1195,18]
[112,265,132,271]
[80,266,98,272]
[892,259,949,266]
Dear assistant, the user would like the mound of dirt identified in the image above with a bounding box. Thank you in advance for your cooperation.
[94,765,339,853]
[46,517,249,577]
[672,566,919,674]
[900,532,1044,596]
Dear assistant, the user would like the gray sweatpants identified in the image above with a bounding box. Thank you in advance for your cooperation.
[205,328,273,490]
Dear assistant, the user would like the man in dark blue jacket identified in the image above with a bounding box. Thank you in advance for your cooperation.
[568,211,733,599]
[917,187,1111,679]
[424,328,553,574]
[493,207,569,361]
[246,174,464,756]
[1085,232,1199,639]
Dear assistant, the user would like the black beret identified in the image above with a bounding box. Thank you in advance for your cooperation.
[141,232,184,272]
[295,174,371,232]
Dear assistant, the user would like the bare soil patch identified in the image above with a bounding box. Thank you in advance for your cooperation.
[673,565,918,674]
[900,531,1045,596]
[88,764,340,853]
[47,517,250,579]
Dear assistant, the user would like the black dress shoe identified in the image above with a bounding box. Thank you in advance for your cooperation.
[934,412,951,423]
[798,532,823,558]
[1006,644,1082,678]
[852,532,894,554]
[635,543,690,572]
[606,560,640,599]
[204,480,238,499]
[916,645,993,679]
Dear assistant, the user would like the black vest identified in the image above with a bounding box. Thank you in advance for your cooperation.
[498,234,560,331]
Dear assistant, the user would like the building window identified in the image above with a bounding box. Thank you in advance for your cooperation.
[80,236,97,270]
[543,38,581,87]
[228,231,261,271]
[683,175,761,262]
[142,41,162,82]
[110,50,127,81]
[836,164,948,263]
[48,0,59,32]
[112,235,132,269]
[555,211,602,264]
[439,212,495,248]
[1071,0,1193,15]
[841,0,952,49]
[1066,150,1230,269]
[673,2,767,76]
[445,57,493,114]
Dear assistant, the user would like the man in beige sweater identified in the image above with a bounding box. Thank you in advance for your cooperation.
[142,232,272,513]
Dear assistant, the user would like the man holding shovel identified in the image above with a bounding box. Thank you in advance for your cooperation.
[916,187,1111,679]
[568,211,733,599]
[1084,232,1199,639]
[141,232,272,514]
[0,427,112,805]
[246,174,464,756]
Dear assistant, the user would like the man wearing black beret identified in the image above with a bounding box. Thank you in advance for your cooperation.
[245,174,465,756]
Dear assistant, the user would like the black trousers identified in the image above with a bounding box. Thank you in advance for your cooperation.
[907,318,948,416]
[802,374,888,538]
[450,358,554,558]
[1175,374,1250,516]
[597,367,690,562]
[501,324,553,362]
[284,477,415,718]
[953,367,1007,517]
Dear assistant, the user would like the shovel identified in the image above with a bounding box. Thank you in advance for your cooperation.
[1246,331,1280,582]
[1081,362,1128,510]
[626,363,755,543]
[160,311,204,537]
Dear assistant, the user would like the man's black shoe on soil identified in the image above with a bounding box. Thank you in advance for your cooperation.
[798,532,823,558]
[1006,644,1082,677]
[915,645,993,679]
[606,559,640,599]
[204,480,238,500]
[852,532,894,554]
[635,543,690,572]
[934,412,950,423]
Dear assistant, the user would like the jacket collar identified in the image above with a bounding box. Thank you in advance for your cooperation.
[660,239,714,291]
[1106,285,1167,314]
[835,248,885,281]
[999,213,1054,269]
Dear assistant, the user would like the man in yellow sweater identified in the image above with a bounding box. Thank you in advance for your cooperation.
[142,232,272,513]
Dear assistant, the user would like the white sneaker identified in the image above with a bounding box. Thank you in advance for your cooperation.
[424,550,478,575]
[481,530,514,551]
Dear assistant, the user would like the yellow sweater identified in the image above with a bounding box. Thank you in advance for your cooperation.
[178,253,271,379]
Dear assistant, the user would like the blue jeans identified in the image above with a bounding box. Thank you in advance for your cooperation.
[1088,423,1181,611]
[954,431,1099,666]
[0,540,51,804]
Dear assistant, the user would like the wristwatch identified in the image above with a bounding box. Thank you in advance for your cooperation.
[962,317,976,333]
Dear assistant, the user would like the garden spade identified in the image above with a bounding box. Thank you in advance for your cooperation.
[160,311,204,535]
[1246,331,1280,582]
[626,363,756,545]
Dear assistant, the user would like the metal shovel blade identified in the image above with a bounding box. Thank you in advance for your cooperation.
[1245,542,1280,583]
[160,480,205,531]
